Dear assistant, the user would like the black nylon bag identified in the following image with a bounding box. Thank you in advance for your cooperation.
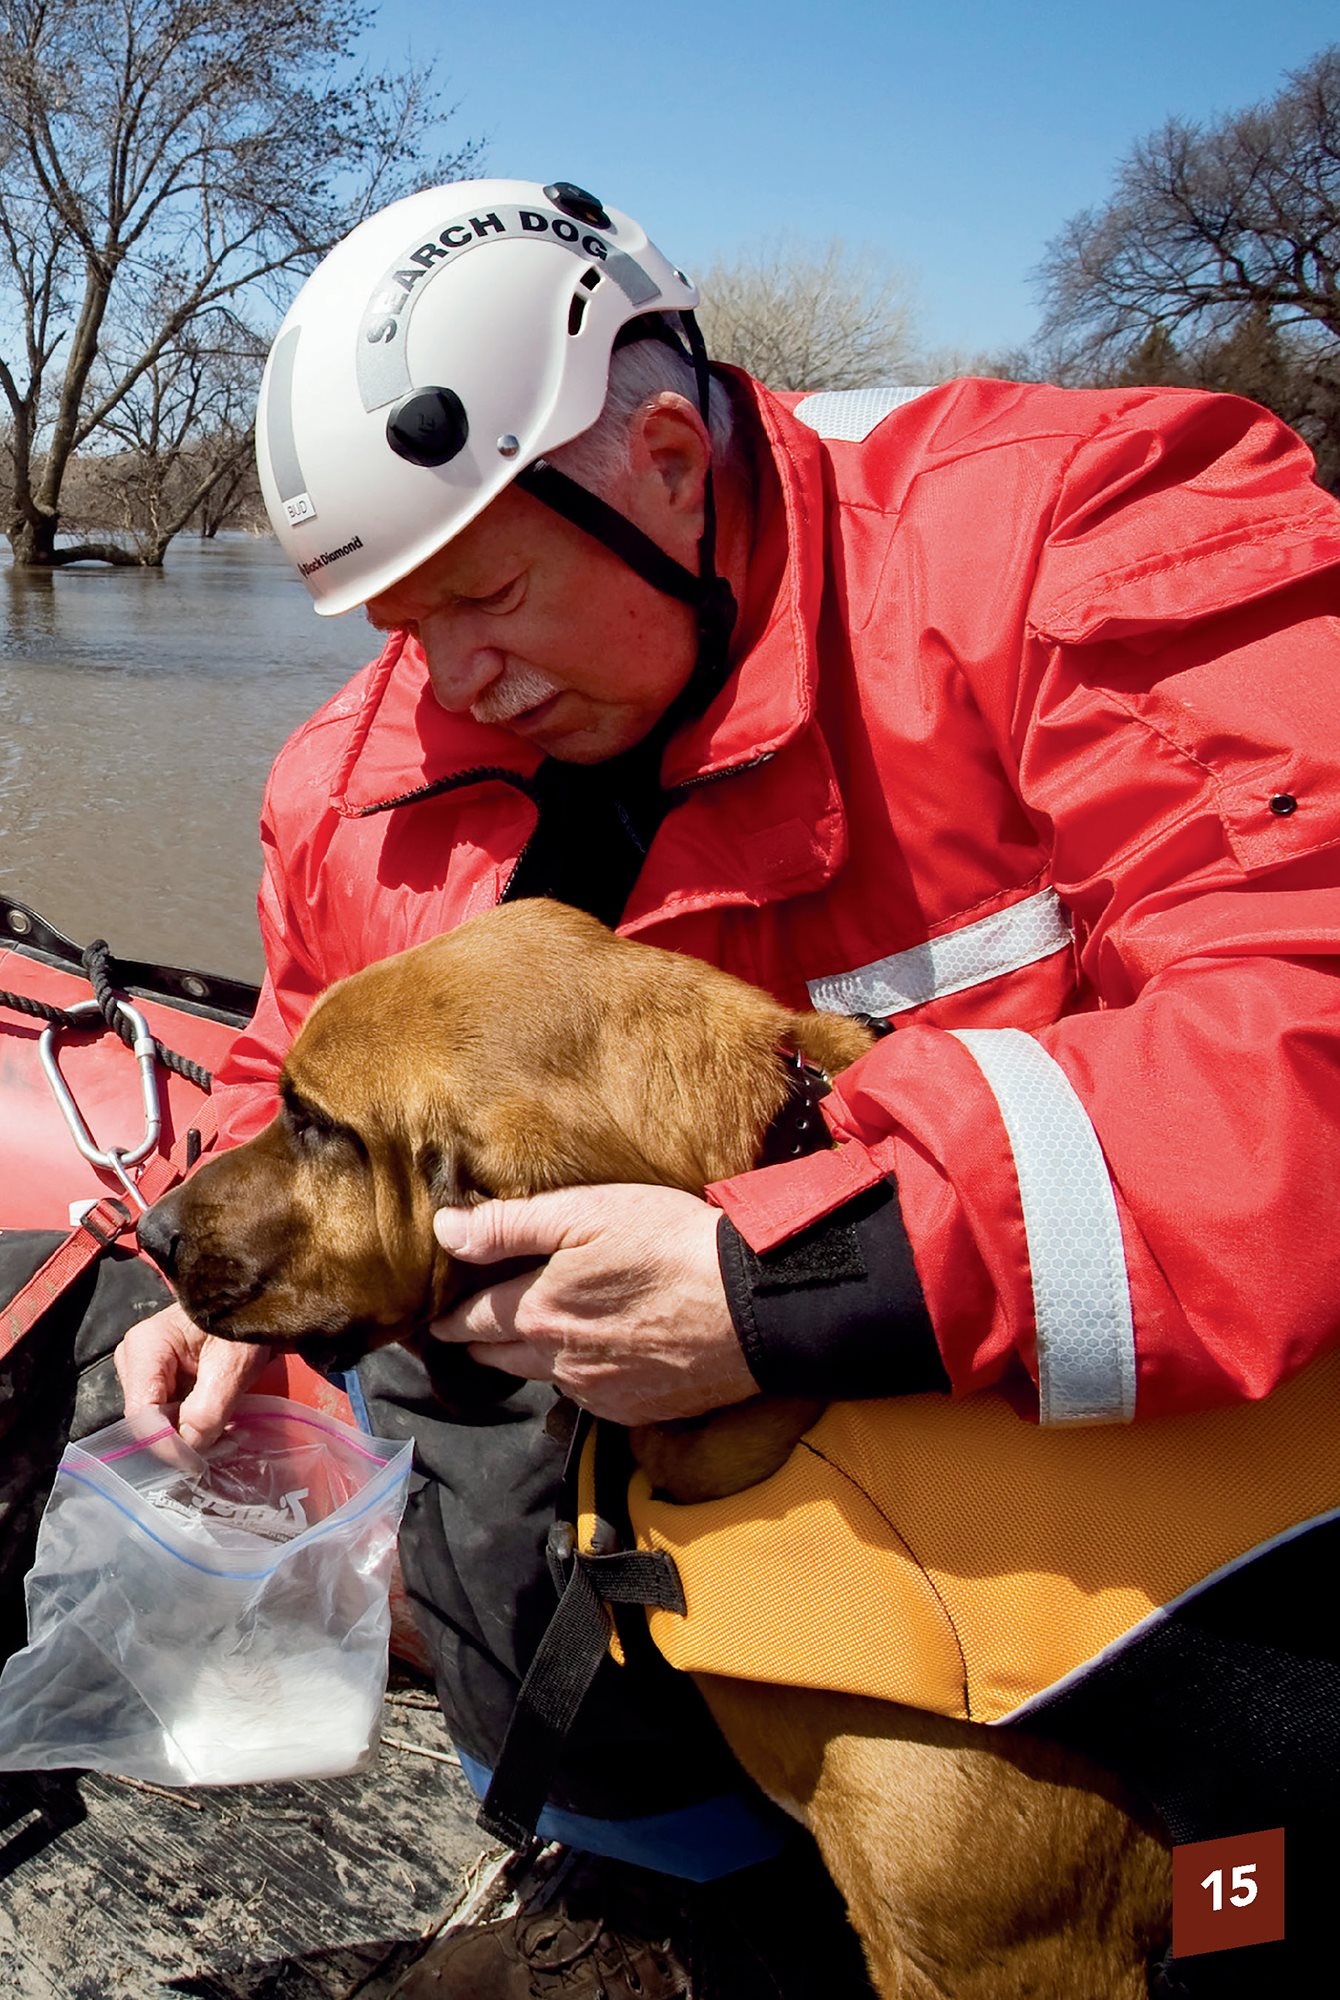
[0,1233,171,1659]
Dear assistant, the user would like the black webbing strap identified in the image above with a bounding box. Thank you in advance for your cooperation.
[478,1420,687,1849]
[515,307,737,707]
[1026,1513,1340,1846]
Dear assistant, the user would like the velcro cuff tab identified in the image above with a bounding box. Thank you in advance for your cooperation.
[706,1143,886,1254]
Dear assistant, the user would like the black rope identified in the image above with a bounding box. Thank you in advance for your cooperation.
[0,939,214,1093]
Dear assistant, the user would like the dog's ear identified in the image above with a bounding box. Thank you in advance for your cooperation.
[784,1009,876,1074]
[415,1141,488,1208]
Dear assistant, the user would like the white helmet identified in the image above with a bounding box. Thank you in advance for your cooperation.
[256,178,700,616]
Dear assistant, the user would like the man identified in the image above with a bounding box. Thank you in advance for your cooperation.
[117,176,1340,1994]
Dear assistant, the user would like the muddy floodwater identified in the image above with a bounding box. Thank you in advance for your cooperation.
[1,538,378,983]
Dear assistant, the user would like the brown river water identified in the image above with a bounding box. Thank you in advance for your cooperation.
[1,537,378,984]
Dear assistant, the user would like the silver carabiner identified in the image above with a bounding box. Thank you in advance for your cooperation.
[38,997,163,1213]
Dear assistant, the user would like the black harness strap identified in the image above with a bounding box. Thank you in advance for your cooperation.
[756,1049,833,1167]
[478,1414,685,1847]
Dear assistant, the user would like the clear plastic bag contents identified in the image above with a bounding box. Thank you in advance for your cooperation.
[0,1395,412,1786]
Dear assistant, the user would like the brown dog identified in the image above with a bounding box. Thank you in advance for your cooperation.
[139,899,1170,1998]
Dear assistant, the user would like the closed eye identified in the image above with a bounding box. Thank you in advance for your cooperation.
[461,575,525,614]
[281,1086,368,1162]
[364,575,525,635]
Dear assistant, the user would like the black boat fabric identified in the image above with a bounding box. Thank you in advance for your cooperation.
[0,1234,172,1659]
[0,909,248,1662]
[1,895,258,1028]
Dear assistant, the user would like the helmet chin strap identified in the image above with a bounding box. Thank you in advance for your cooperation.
[498,313,737,929]
[512,310,737,732]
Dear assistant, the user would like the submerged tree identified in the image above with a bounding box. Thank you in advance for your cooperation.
[0,0,481,569]
[73,314,264,562]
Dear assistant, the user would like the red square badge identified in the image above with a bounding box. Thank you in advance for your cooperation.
[1172,1827,1285,1958]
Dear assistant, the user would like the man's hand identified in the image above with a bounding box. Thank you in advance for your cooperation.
[431,1185,758,1425]
[114,1301,272,1451]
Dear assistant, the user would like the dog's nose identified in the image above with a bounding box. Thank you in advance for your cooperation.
[136,1200,182,1280]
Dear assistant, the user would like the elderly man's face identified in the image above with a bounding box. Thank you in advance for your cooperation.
[365,481,700,764]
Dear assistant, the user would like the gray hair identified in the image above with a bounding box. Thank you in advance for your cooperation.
[550,322,735,497]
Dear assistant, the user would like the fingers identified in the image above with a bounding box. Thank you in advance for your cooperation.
[430,1266,556,1386]
[178,1339,273,1453]
[430,1269,534,1350]
[466,1338,552,1381]
[114,1300,201,1412]
[113,1300,271,1452]
[434,1188,598,1264]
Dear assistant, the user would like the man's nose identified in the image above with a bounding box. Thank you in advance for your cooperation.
[418,616,504,713]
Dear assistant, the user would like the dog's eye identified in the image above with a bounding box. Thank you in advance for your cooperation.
[312,1122,366,1161]
[286,1103,366,1163]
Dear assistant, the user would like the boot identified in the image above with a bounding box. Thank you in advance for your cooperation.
[390,1839,879,2000]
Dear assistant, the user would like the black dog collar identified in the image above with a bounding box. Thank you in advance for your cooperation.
[755,1049,833,1169]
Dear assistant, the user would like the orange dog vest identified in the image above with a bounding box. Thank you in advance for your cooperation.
[600,1353,1340,1724]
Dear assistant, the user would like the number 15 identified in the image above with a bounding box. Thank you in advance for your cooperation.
[1201,1864,1258,1911]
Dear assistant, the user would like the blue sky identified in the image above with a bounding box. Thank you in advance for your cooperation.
[366,1,1338,360]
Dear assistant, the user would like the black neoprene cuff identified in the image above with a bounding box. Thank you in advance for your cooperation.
[717,1178,949,1401]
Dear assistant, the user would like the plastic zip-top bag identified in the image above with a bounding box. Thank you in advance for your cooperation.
[0,1395,412,1786]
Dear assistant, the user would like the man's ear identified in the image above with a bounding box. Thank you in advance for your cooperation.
[626,392,711,527]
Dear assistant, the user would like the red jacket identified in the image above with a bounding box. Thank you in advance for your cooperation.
[213,374,1340,1424]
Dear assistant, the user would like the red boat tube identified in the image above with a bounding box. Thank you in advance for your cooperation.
[0,893,355,1427]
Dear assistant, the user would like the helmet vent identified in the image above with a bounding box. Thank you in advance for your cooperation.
[567,267,603,335]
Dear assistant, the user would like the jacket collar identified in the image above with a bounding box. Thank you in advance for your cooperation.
[329,631,542,820]
[657,369,828,790]
[329,375,846,912]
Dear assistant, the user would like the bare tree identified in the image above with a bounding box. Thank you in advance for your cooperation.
[1171,309,1339,489]
[192,443,265,539]
[76,313,263,562]
[918,343,1043,384]
[695,239,917,392]
[0,0,481,569]
[1038,47,1340,367]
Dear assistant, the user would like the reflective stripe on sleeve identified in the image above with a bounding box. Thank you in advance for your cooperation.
[949,1028,1137,1426]
[807,886,1072,1019]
